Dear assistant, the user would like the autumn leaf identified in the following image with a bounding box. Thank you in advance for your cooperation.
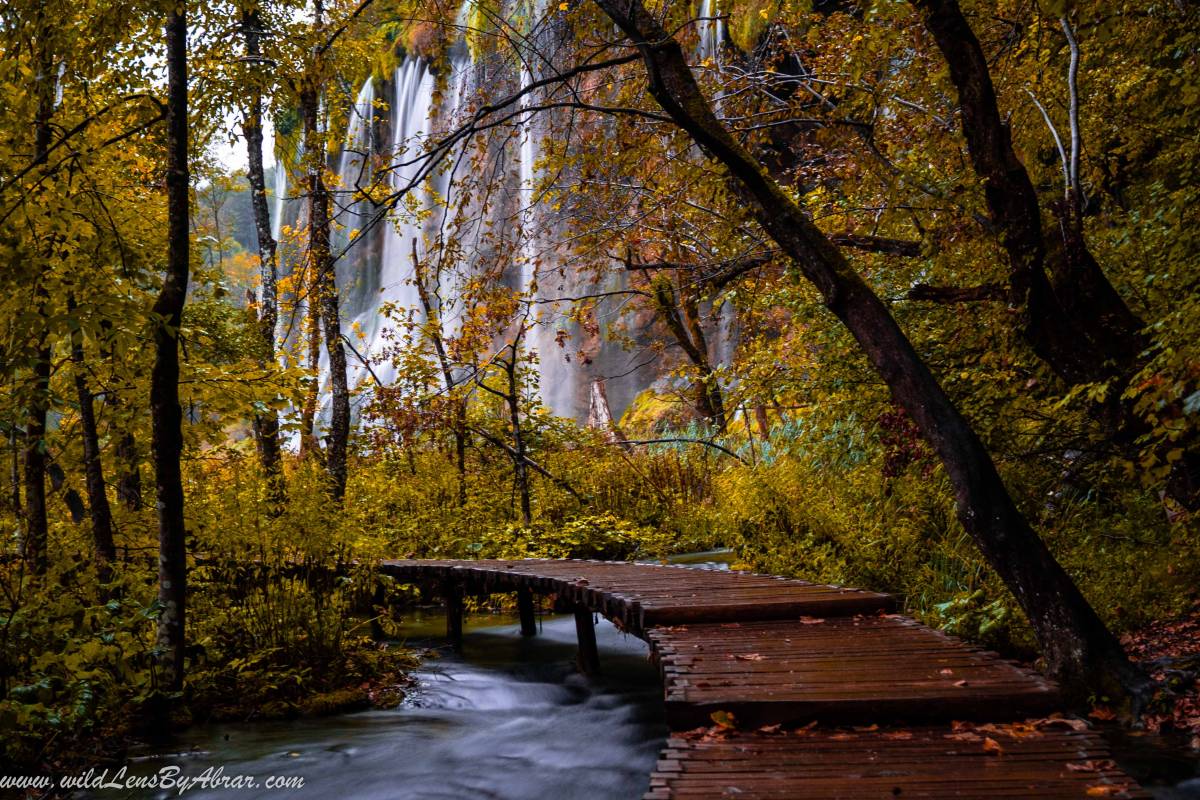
[710,710,736,729]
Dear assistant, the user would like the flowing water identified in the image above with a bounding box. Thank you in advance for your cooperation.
[109,616,666,800]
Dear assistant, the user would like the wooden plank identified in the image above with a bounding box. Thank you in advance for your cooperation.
[644,728,1150,799]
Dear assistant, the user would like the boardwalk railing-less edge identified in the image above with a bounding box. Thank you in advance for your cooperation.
[380,559,1148,799]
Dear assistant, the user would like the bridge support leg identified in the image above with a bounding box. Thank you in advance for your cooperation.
[445,580,464,652]
[574,603,600,676]
[518,587,537,637]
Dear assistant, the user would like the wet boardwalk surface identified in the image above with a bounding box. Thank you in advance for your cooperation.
[379,559,1148,798]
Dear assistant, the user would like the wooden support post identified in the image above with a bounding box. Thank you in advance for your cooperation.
[574,603,600,676]
[518,586,537,637]
[445,579,464,652]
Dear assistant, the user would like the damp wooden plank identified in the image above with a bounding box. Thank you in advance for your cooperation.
[648,616,1061,728]
[643,727,1150,799]
[378,558,894,636]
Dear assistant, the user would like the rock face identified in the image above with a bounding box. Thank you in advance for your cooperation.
[273,0,733,427]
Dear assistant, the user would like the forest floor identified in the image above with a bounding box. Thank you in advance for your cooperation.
[1123,600,1200,749]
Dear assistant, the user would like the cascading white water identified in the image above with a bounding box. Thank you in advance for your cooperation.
[305,0,690,425]
[514,0,580,415]
[697,0,724,65]
[331,79,382,390]
[695,0,738,371]
[270,163,287,244]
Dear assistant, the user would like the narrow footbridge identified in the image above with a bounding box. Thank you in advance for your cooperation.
[380,559,1148,799]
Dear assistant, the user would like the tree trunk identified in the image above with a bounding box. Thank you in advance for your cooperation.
[151,5,190,693]
[503,341,532,525]
[586,379,626,445]
[592,0,1149,704]
[115,429,142,511]
[21,42,56,575]
[22,351,49,575]
[319,252,350,501]
[240,8,285,507]
[300,0,349,500]
[299,302,321,458]
[650,276,725,431]
[8,421,20,516]
[70,300,116,567]
[911,0,1144,385]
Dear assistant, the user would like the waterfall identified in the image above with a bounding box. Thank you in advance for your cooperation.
[697,0,724,64]
[305,0,666,426]
[695,0,737,370]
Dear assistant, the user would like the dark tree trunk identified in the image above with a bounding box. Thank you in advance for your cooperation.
[911,0,1144,385]
[592,0,1149,704]
[299,304,321,458]
[650,277,726,431]
[240,8,285,507]
[300,0,349,499]
[500,338,532,525]
[22,351,50,575]
[8,421,20,516]
[151,5,190,693]
[115,429,142,511]
[70,301,116,567]
[319,250,350,500]
[21,43,56,575]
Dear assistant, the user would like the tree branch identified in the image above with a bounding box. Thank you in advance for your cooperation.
[906,282,1006,303]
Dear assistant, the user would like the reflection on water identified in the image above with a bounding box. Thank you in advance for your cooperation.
[102,616,666,800]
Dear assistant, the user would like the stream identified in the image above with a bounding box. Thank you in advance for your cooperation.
[105,615,666,800]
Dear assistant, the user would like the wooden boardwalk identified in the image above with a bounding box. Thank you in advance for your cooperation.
[380,559,1148,798]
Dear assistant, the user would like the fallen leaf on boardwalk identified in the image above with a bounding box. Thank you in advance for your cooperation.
[1035,716,1090,732]
[951,721,974,731]
[944,732,982,742]
[1089,706,1117,721]
[829,733,856,741]
[710,710,737,729]
[954,680,969,687]
[881,731,915,740]
[1086,786,1116,796]
[797,616,825,624]
[939,668,954,676]
[982,737,1004,755]
[758,724,782,734]
[1066,760,1116,773]
[792,721,819,735]
[853,724,880,732]
[734,653,765,661]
